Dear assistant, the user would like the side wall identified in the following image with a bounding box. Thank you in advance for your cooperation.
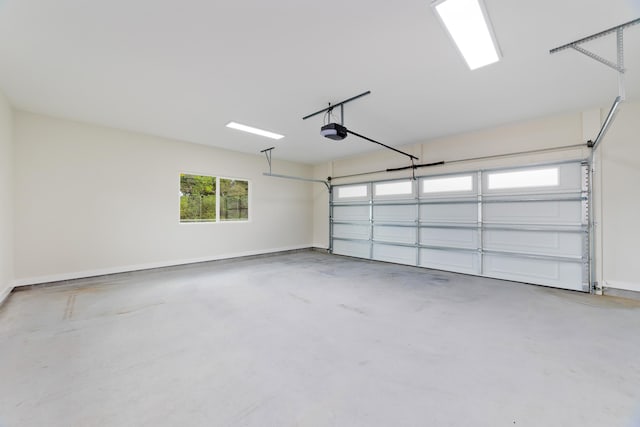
[13,112,314,284]
[0,91,13,303]
[599,102,640,292]
[312,104,640,293]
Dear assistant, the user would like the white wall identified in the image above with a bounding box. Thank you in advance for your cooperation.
[312,105,640,293]
[312,163,331,249]
[13,112,314,284]
[599,102,640,292]
[0,91,13,303]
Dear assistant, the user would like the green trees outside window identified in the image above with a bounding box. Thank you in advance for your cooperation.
[180,174,249,223]
[180,174,216,222]
[220,178,249,221]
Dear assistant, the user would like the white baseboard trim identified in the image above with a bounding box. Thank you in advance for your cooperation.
[604,280,640,293]
[11,245,312,287]
[0,285,12,306]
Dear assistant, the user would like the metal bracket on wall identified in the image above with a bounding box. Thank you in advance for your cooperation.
[260,147,330,190]
[550,18,640,151]
[261,147,275,174]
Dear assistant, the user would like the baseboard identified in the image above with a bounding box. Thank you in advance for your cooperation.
[603,287,640,301]
[0,285,12,307]
[604,280,640,293]
[11,245,312,288]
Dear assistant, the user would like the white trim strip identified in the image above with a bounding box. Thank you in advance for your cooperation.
[11,245,311,287]
[604,280,640,292]
[0,285,12,306]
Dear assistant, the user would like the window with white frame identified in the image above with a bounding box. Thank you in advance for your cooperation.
[180,174,249,223]
[219,178,249,221]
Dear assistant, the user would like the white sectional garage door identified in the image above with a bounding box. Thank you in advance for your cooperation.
[331,162,590,292]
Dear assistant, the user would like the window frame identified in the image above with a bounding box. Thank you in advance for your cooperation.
[420,174,476,196]
[482,163,581,196]
[486,167,559,191]
[179,172,251,224]
[373,179,415,200]
[218,176,251,222]
[333,184,370,202]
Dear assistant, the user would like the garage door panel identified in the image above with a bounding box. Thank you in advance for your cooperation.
[374,226,416,244]
[420,203,477,223]
[373,205,415,222]
[333,240,370,259]
[333,205,369,221]
[484,229,583,257]
[483,201,582,225]
[331,162,588,292]
[420,228,478,249]
[483,254,584,291]
[419,249,479,275]
[333,223,370,240]
[373,244,416,266]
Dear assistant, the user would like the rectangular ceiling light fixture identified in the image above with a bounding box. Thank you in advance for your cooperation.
[226,121,284,140]
[432,0,501,70]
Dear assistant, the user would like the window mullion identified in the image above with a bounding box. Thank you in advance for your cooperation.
[216,176,221,223]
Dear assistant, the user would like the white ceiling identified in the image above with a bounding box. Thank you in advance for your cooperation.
[0,0,638,164]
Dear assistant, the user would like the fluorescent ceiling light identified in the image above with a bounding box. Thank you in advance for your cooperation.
[226,121,284,140]
[433,0,501,70]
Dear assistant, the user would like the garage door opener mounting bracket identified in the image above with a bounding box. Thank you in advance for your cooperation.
[302,91,419,178]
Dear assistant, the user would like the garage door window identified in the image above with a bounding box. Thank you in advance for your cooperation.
[337,184,368,199]
[422,175,473,194]
[487,168,558,190]
[374,180,413,197]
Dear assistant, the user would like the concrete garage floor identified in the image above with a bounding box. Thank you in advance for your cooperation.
[1,251,639,427]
